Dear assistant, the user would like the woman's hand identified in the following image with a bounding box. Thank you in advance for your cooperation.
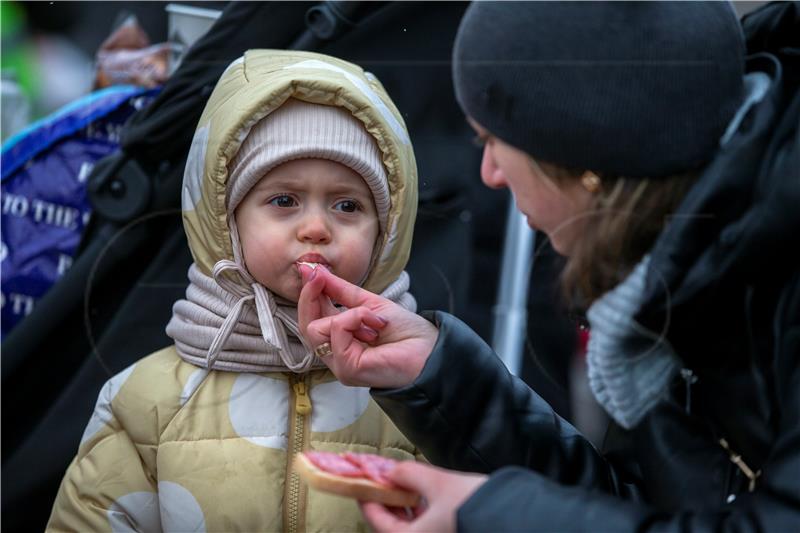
[297,265,439,389]
[360,462,487,533]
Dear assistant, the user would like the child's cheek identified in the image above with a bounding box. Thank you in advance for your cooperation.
[334,244,365,283]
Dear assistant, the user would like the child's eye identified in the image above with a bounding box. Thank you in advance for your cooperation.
[334,200,360,213]
[268,195,296,208]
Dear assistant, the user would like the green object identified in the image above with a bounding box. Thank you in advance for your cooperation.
[1,1,40,102]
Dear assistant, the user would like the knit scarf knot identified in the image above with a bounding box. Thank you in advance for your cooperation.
[208,259,315,372]
[166,263,416,374]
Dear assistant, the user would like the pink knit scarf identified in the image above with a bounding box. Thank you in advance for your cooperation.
[166,262,416,373]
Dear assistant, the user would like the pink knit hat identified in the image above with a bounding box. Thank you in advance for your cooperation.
[227,99,390,231]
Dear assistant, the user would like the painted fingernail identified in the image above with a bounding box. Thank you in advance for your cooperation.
[376,315,389,326]
[363,326,378,337]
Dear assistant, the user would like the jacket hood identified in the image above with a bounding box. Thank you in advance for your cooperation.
[636,53,800,348]
[180,50,418,294]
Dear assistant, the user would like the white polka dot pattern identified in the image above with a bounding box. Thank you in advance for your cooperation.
[221,56,244,78]
[158,481,206,532]
[80,364,136,445]
[182,123,210,211]
[282,60,411,145]
[229,374,289,449]
[180,368,209,406]
[310,381,371,433]
[108,491,161,532]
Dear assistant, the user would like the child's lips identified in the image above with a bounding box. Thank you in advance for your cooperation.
[296,253,330,266]
[295,254,333,272]
[296,261,331,270]
[295,261,333,285]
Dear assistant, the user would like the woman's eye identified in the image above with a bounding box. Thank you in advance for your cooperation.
[268,195,296,208]
[334,200,359,213]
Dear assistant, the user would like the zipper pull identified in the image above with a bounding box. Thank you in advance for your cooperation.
[293,380,312,416]
[719,438,761,492]
[680,368,698,414]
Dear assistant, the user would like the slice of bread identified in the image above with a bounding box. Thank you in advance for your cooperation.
[294,453,420,508]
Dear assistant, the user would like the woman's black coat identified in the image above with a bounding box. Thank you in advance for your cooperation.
[372,4,800,531]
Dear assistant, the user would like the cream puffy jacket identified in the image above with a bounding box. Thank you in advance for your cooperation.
[48,50,420,532]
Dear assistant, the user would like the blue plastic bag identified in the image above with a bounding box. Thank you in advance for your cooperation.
[1,85,158,338]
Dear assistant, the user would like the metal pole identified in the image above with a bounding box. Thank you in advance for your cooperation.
[491,195,535,375]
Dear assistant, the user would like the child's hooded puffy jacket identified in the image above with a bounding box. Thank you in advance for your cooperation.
[48,50,420,532]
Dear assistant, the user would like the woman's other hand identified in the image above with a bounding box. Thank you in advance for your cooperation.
[297,265,439,389]
[360,462,487,533]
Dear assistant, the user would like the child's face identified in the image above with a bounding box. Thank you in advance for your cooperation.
[234,158,380,302]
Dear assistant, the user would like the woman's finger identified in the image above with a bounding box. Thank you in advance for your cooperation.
[308,307,387,343]
[327,307,382,358]
[310,267,388,310]
[297,265,338,334]
[305,316,333,348]
[330,313,356,360]
[359,501,414,533]
[355,325,379,343]
[385,462,442,499]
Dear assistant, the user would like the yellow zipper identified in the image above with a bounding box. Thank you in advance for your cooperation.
[294,379,312,416]
[285,374,312,533]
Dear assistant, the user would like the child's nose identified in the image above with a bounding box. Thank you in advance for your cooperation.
[297,212,332,244]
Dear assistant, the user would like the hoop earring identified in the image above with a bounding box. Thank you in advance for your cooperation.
[581,171,601,193]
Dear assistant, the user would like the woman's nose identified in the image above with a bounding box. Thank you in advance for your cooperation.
[297,211,332,244]
[480,146,506,189]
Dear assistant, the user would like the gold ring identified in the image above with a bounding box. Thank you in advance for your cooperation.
[314,342,333,358]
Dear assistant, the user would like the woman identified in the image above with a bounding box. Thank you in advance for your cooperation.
[299,2,800,531]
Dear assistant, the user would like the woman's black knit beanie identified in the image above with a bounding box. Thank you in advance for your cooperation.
[453,1,746,178]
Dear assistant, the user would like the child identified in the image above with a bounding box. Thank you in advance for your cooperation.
[48,50,420,532]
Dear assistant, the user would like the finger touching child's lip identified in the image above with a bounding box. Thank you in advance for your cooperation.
[297,262,318,284]
[296,262,335,285]
[295,254,333,283]
[296,254,332,270]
